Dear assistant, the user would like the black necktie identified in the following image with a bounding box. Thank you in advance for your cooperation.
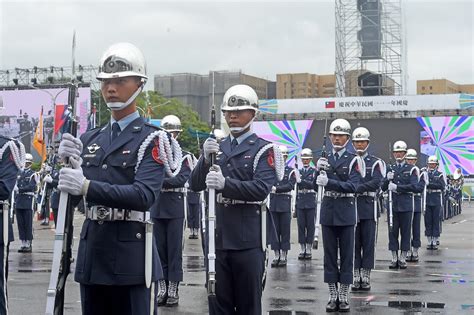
[334,152,339,160]
[111,122,120,141]
[231,138,238,151]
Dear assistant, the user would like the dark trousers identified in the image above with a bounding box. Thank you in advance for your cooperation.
[187,203,201,229]
[268,211,291,251]
[296,207,315,244]
[411,212,422,248]
[16,209,33,241]
[52,208,58,226]
[210,248,264,315]
[322,225,355,284]
[0,244,9,314]
[388,211,412,251]
[425,205,441,237]
[153,218,184,282]
[354,219,376,269]
[80,283,152,315]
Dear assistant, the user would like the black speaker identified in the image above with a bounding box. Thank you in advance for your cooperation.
[358,0,382,60]
[358,72,383,96]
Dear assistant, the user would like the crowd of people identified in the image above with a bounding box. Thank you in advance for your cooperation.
[0,42,467,315]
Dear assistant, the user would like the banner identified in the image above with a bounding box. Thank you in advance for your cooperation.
[32,106,46,162]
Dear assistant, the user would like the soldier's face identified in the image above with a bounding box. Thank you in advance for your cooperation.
[428,162,437,170]
[302,158,311,166]
[353,140,368,151]
[393,151,405,160]
[101,77,141,103]
[330,134,349,147]
[224,109,255,132]
[406,159,417,165]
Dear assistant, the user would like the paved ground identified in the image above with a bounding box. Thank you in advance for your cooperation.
[8,202,474,314]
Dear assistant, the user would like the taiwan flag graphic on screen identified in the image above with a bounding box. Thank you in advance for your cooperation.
[325,101,335,109]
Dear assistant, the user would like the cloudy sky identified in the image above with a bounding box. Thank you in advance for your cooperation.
[0,0,472,94]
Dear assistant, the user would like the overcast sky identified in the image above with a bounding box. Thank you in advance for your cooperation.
[0,0,472,95]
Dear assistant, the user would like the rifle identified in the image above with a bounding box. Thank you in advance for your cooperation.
[388,143,394,233]
[45,81,78,315]
[313,119,328,250]
[207,106,217,297]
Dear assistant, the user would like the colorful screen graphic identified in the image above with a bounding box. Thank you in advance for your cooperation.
[252,120,313,166]
[417,116,473,175]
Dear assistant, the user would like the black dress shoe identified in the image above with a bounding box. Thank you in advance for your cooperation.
[157,293,168,306]
[389,260,398,269]
[398,260,407,269]
[432,244,439,250]
[412,254,419,262]
[166,294,179,307]
[279,257,287,267]
[271,258,280,268]
[339,301,350,312]
[360,281,371,291]
[406,254,413,262]
[17,247,26,253]
[326,300,338,312]
[304,253,312,260]
[351,281,361,291]
[298,252,305,260]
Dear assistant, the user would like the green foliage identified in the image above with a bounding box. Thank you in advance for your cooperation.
[31,162,42,171]
[90,90,209,156]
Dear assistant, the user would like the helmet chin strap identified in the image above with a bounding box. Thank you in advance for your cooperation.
[353,142,370,155]
[332,137,350,150]
[395,153,406,162]
[106,81,145,111]
[229,117,254,134]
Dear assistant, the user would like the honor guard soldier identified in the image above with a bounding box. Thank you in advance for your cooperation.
[15,153,37,253]
[152,114,190,307]
[382,141,422,269]
[57,42,181,314]
[295,148,316,260]
[268,145,296,267]
[315,119,363,313]
[0,136,25,313]
[46,162,61,226]
[189,84,283,315]
[187,185,201,239]
[424,156,445,250]
[404,149,425,262]
[352,127,385,291]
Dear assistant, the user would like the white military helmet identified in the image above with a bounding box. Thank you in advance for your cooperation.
[329,119,351,136]
[25,153,33,163]
[161,115,182,132]
[427,155,439,164]
[301,148,313,159]
[97,42,148,81]
[393,140,407,152]
[453,168,462,180]
[221,85,259,112]
[405,149,418,160]
[279,145,289,157]
[352,127,370,141]
[213,129,227,141]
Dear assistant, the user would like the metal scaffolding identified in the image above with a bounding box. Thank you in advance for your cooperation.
[335,0,405,97]
[0,65,99,89]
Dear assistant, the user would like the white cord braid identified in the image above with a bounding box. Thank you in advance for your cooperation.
[349,155,366,178]
[135,130,183,177]
[253,143,285,181]
[0,140,26,170]
[184,154,197,171]
[410,165,420,177]
[372,159,387,177]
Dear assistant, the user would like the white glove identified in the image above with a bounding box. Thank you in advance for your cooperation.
[203,138,220,162]
[387,171,394,180]
[294,168,302,183]
[316,172,328,186]
[58,133,83,161]
[14,186,18,193]
[206,165,225,190]
[45,165,52,172]
[388,182,397,192]
[58,157,89,196]
[271,186,276,193]
[316,157,329,171]
[44,174,53,183]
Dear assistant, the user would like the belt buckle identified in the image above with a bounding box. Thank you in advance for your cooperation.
[96,207,111,221]
[222,197,233,205]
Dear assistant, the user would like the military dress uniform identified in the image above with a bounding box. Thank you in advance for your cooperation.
[318,149,362,297]
[48,167,60,226]
[296,165,316,259]
[150,150,191,306]
[189,132,277,315]
[15,166,37,252]
[353,153,383,290]
[187,189,201,239]
[425,169,445,249]
[382,162,422,268]
[408,167,426,261]
[0,136,21,313]
[74,113,165,315]
[268,166,296,266]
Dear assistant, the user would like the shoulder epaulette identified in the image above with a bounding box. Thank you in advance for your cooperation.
[144,123,164,131]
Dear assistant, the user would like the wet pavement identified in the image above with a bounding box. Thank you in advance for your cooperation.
[8,202,474,314]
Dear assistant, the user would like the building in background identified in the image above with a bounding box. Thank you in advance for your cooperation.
[154,70,272,124]
[417,79,474,95]
[277,73,336,99]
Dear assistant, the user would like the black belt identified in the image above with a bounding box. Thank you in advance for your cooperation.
[324,191,355,198]
[357,192,377,197]
[86,206,148,223]
[216,194,265,205]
